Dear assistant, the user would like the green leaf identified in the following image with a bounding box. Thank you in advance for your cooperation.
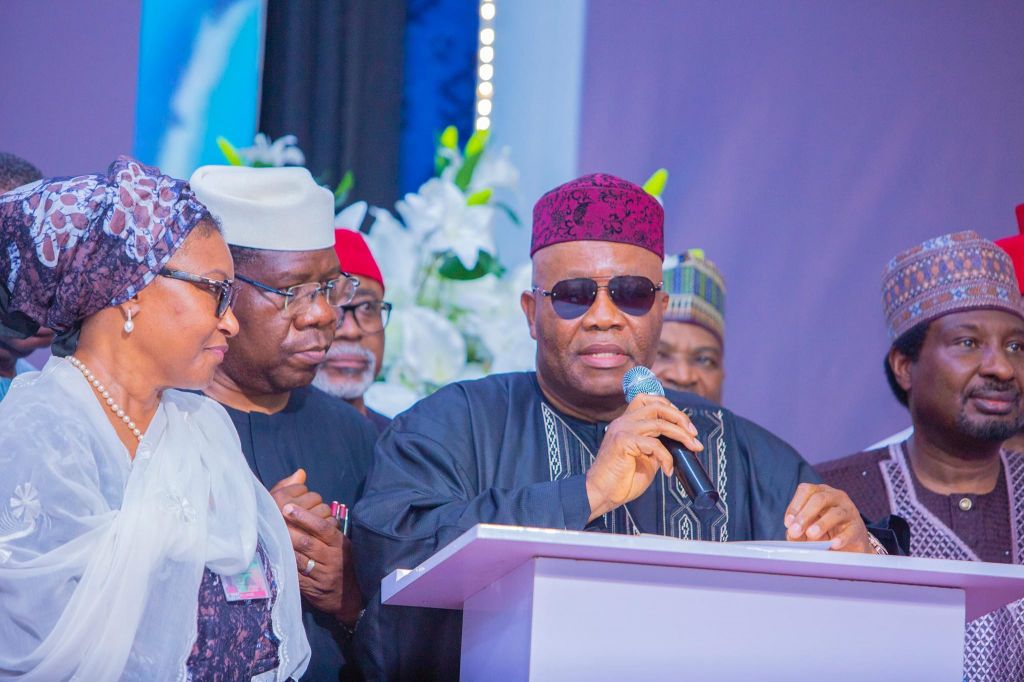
[216,136,245,166]
[453,155,480,191]
[453,129,492,190]
[466,188,492,206]
[437,250,504,280]
[642,168,669,198]
[494,201,521,226]
[465,129,489,157]
[440,125,459,150]
[333,170,354,207]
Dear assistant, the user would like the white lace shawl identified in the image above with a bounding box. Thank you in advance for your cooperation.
[0,357,310,680]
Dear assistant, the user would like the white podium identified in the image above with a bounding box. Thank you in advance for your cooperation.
[382,524,1024,681]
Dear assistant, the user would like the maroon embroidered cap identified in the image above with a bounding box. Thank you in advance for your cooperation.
[531,173,665,258]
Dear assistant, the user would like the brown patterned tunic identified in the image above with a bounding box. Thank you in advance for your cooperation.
[817,443,1024,681]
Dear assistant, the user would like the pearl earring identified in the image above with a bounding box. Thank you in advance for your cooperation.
[124,309,134,334]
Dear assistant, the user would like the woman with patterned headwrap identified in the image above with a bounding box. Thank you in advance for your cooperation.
[0,157,310,680]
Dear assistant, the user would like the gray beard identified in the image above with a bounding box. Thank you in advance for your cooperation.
[312,342,377,400]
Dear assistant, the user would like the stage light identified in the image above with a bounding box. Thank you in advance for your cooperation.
[476,1,496,133]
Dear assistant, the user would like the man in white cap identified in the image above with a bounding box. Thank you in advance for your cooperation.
[190,164,377,680]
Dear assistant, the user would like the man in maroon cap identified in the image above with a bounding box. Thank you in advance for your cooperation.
[351,173,893,680]
[314,229,393,432]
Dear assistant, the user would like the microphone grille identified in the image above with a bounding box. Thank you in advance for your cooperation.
[622,365,665,403]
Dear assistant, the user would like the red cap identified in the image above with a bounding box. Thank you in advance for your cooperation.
[334,229,384,292]
[994,204,1024,294]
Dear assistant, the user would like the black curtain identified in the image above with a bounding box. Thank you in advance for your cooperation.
[259,0,407,210]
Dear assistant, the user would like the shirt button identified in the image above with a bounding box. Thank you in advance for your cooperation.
[958,497,973,512]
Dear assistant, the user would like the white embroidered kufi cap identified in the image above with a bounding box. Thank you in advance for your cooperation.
[189,165,335,250]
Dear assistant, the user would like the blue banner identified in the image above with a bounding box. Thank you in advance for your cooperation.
[133,0,264,178]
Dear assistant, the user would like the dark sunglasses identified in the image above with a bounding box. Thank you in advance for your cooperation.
[532,275,663,320]
[159,268,238,318]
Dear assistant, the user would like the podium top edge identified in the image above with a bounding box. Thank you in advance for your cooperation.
[382,524,1024,620]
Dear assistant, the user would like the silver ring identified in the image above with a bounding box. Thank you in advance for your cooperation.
[301,558,316,576]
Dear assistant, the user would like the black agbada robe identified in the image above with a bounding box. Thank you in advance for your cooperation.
[218,385,378,682]
[351,372,822,680]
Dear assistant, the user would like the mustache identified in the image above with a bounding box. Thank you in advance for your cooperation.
[325,341,376,365]
[965,381,1022,401]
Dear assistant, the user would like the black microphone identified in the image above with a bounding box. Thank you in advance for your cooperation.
[622,366,720,511]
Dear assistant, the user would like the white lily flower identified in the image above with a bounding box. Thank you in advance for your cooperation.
[426,204,495,271]
[239,133,306,167]
[364,382,421,418]
[438,147,463,184]
[400,306,467,386]
[395,178,452,237]
[469,146,519,193]
[364,207,422,298]
[395,178,496,270]
[457,363,487,382]
[335,201,368,230]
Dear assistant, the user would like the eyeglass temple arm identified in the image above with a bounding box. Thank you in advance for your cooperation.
[236,273,293,297]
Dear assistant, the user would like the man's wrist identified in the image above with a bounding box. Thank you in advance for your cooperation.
[584,472,610,522]
[337,607,366,638]
[867,532,889,555]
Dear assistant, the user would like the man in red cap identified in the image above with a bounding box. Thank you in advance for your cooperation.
[314,229,393,432]
[995,203,1024,454]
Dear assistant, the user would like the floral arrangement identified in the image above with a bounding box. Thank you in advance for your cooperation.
[219,129,535,417]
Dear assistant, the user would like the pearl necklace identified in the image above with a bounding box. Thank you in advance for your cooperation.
[68,356,143,441]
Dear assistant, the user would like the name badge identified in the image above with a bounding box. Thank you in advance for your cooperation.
[220,554,270,601]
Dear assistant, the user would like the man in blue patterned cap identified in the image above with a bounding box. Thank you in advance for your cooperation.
[653,249,726,403]
[818,230,1024,680]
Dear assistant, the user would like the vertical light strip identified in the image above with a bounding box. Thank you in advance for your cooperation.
[476,1,496,130]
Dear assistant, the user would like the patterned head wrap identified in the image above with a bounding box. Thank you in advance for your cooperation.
[664,249,726,343]
[531,173,664,258]
[0,156,210,353]
[882,230,1023,341]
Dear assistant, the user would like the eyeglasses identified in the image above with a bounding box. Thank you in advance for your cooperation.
[337,300,393,333]
[532,276,663,320]
[235,272,360,312]
[159,268,239,318]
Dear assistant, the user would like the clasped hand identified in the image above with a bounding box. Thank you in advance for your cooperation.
[270,469,363,626]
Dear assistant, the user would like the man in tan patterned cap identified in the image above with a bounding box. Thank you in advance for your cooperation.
[818,230,1024,680]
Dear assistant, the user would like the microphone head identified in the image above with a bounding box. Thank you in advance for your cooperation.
[622,365,666,403]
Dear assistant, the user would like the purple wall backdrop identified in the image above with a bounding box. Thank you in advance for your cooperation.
[0,1,140,178]
[579,1,1024,462]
